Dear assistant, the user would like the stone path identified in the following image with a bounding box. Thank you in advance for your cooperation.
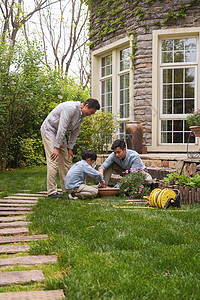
[0,192,65,300]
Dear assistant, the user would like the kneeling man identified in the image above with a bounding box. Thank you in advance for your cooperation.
[99,139,152,186]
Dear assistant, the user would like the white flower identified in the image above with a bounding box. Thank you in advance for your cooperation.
[58,95,62,99]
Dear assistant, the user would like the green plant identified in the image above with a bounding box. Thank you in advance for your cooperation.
[118,170,150,198]
[74,111,119,161]
[18,138,46,168]
[186,108,200,127]
[164,3,187,23]
[163,172,200,188]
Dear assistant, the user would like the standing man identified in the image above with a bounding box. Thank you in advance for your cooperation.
[41,98,100,198]
[99,139,152,186]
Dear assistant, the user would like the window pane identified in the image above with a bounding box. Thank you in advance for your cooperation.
[163,100,172,114]
[120,73,129,119]
[163,85,172,99]
[174,69,183,83]
[161,38,197,64]
[185,51,196,62]
[101,54,112,77]
[185,68,195,82]
[174,84,183,98]
[162,40,173,51]
[185,83,194,98]
[173,132,183,143]
[174,100,183,114]
[162,52,173,63]
[120,48,130,71]
[174,51,184,63]
[185,38,196,50]
[174,120,183,131]
[174,39,184,51]
[101,78,112,112]
[185,100,194,114]
[163,69,172,83]
[161,120,191,144]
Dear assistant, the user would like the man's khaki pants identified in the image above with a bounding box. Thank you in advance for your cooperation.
[41,132,72,196]
[104,162,153,186]
[68,183,98,199]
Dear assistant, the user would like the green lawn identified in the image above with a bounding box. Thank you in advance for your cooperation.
[0,166,200,299]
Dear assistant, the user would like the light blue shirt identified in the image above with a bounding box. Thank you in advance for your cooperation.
[99,149,146,172]
[65,160,103,189]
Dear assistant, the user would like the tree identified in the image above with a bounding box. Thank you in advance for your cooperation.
[0,0,58,47]
[35,0,90,80]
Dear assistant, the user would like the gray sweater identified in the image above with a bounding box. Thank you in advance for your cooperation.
[41,101,83,149]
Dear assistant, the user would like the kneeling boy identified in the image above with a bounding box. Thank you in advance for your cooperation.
[65,150,105,199]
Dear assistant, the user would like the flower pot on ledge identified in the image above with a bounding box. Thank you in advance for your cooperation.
[189,126,200,137]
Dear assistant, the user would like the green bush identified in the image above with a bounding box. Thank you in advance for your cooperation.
[163,172,200,188]
[74,111,119,161]
[18,138,46,167]
[0,38,89,170]
[118,171,150,199]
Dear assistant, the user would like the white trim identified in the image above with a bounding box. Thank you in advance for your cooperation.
[91,36,133,128]
[151,27,200,152]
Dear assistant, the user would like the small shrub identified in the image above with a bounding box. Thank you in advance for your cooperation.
[118,170,150,199]
[18,137,46,167]
[163,173,200,188]
[74,111,119,161]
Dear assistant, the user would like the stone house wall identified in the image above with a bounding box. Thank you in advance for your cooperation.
[89,0,200,145]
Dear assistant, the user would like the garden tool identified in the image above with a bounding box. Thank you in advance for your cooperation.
[144,188,181,209]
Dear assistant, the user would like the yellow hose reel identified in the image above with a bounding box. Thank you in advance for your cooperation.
[145,188,180,209]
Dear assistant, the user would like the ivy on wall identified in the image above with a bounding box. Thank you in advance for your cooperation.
[85,0,196,39]
[85,0,198,67]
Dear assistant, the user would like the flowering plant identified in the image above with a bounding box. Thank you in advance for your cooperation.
[186,108,200,127]
[74,111,119,161]
[118,169,150,199]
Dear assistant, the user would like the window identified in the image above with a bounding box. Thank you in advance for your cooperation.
[91,36,132,143]
[119,48,130,137]
[101,54,112,113]
[160,37,197,144]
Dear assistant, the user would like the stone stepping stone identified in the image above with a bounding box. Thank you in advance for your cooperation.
[0,221,30,229]
[0,203,35,207]
[0,199,37,204]
[0,255,57,266]
[0,207,31,211]
[0,270,44,286]
[0,227,29,235]
[0,234,48,244]
[0,244,29,254]
[4,196,39,200]
[0,211,31,216]
[16,193,47,197]
[0,216,27,222]
[0,289,65,299]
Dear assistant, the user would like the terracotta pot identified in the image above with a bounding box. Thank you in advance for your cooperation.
[125,121,143,154]
[98,188,120,198]
[189,126,200,137]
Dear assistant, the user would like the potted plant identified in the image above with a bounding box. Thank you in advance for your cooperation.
[186,108,200,137]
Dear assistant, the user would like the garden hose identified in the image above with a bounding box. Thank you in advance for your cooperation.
[145,188,181,209]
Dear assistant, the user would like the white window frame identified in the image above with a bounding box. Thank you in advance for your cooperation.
[118,47,130,122]
[100,54,112,113]
[151,28,200,152]
[91,36,134,140]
